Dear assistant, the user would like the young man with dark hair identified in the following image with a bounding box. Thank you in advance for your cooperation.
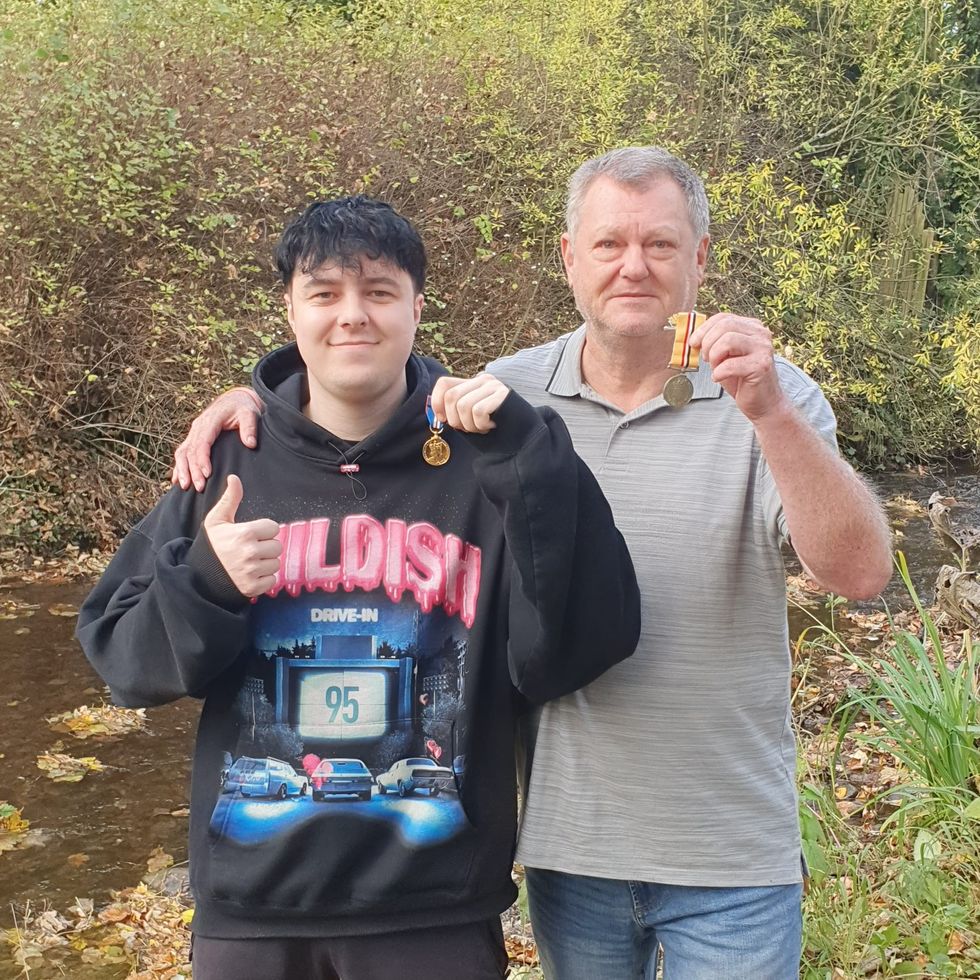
[77,196,640,980]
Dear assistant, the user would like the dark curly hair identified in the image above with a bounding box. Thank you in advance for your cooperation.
[275,195,426,293]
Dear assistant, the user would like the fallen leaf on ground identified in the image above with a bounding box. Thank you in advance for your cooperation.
[885,495,926,522]
[47,703,146,739]
[0,598,40,620]
[37,751,105,782]
[803,732,838,768]
[505,935,539,966]
[80,943,128,965]
[67,852,90,867]
[0,802,46,854]
[4,907,71,968]
[47,602,79,617]
[147,847,174,874]
[786,573,826,604]
[99,904,131,925]
[878,765,906,785]
[68,898,95,928]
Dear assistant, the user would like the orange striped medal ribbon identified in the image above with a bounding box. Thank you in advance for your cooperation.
[663,310,706,409]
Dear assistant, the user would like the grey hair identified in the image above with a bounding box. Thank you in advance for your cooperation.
[565,146,710,241]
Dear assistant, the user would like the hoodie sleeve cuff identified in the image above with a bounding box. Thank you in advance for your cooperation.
[457,389,547,456]
[186,531,251,611]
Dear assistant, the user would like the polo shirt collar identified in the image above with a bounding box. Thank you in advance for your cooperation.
[545,323,724,404]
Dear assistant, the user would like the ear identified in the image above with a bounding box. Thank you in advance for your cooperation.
[413,293,424,325]
[695,235,710,285]
[283,289,295,333]
[560,232,574,285]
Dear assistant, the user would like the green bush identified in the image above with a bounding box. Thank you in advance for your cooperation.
[0,0,977,561]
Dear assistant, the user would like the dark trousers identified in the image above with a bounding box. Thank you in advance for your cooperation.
[191,917,509,980]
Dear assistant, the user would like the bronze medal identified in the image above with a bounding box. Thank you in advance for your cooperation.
[663,373,694,409]
[422,432,451,466]
[662,310,705,410]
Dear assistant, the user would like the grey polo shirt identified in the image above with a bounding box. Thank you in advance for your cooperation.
[488,325,837,886]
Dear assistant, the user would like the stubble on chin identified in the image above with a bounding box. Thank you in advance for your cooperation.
[583,307,670,341]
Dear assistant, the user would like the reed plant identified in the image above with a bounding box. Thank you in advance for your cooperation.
[838,553,980,823]
[795,554,980,975]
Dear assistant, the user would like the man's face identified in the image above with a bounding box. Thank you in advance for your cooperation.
[284,256,423,415]
[561,175,709,341]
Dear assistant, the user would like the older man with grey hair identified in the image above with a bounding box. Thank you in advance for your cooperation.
[173,146,893,979]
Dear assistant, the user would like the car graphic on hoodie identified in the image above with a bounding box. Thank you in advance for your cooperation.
[310,758,373,802]
[376,757,454,797]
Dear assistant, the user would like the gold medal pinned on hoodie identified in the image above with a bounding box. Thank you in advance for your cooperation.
[423,396,450,466]
[663,310,705,409]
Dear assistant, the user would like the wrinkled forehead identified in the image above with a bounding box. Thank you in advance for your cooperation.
[576,176,694,233]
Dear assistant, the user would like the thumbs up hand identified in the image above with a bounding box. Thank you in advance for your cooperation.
[202,475,282,597]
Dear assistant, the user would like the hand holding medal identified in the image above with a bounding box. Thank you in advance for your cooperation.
[683,313,785,422]
[425,373,510,465]
[423,396,451,466]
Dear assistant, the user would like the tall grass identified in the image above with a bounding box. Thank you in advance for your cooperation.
[796,554,980,976]
[840,553,979,821]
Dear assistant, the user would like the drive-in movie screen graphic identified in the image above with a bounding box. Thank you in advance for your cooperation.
[290,664,393,741]
[208,515,480,851]
[277,633,413,744]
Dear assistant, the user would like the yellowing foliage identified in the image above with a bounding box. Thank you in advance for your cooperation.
[0,0,976,570]
[47,704,147,740]
[36,752,106,783]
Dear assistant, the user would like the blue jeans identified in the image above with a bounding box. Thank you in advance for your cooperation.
[525,867,802,980]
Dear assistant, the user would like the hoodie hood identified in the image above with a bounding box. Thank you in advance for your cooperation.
[252,342,448,469]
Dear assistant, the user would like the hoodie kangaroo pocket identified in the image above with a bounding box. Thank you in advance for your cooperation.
[206,780,478,914]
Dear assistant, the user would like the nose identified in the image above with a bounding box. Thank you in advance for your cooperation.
[619,244,649,281]
[336,294,369,328]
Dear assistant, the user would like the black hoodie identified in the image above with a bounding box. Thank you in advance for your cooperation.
[77,344,639,938]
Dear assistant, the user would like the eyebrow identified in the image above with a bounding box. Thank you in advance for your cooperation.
[591,225,679,238]
[300,273,402,289]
